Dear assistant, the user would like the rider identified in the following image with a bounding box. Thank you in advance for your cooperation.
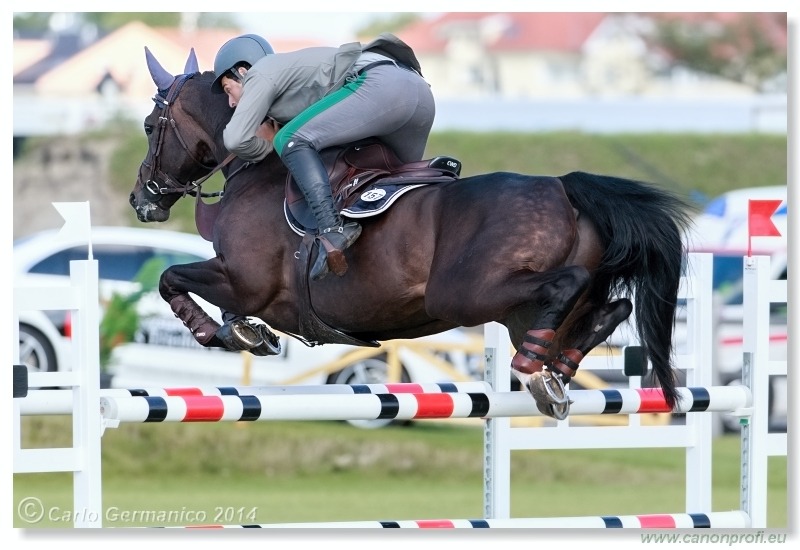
[211,32,435,280]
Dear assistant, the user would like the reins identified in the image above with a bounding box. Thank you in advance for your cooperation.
[186,153,239,198]
[143,73,246,200]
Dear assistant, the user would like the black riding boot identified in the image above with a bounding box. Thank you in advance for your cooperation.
[281,142,361,280]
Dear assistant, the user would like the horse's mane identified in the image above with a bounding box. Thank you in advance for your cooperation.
[180,71,234,144]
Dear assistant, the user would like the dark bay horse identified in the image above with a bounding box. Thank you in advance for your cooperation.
[130,49,692,419]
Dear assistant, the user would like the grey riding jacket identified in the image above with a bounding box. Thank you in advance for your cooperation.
[222,33,428,163]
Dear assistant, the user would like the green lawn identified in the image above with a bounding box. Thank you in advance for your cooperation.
[13,419,787,528]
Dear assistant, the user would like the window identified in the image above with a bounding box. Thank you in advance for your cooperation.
[28,245,205,282]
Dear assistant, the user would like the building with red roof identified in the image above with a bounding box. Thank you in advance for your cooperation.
[391,12,784,99]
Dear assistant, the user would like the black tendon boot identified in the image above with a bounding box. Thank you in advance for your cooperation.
[281,141,361,280]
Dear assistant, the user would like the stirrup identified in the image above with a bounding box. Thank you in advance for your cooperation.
[320,221,361,242]
[311,222,361,280]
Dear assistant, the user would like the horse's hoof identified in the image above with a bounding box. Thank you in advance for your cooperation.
[249,325,282,356]
[527,370,572,420]
[216,320,263,351]
[527,370,568,404]
[535,400,571,421]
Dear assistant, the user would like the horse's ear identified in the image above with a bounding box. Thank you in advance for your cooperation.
[184,48,199,75]
[144,46,175,90]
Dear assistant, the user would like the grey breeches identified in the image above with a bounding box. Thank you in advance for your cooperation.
[276,63,435,163]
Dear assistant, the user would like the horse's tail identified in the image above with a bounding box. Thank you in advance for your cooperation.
[559,171,693,408]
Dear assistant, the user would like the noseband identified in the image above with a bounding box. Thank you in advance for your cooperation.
[141,74,235,202]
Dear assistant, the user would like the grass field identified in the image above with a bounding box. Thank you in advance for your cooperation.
[13,417,787,528]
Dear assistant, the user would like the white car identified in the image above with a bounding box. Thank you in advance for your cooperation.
[13,226,484,428]
[683,185,788,432]
[14,226,215,375]
[708,251,787,433]
[16,309,69,376]
[685,185,787,254]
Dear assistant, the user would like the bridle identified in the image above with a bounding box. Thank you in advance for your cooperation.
[140,73,240,202]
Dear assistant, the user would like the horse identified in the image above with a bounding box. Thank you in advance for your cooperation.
[130,48,692,420]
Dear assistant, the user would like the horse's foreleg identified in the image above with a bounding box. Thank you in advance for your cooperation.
[159,259,249,348]
[161,260,282,354]
[167,293,221,346]
[168,295,271,351]
[159,261,228,347]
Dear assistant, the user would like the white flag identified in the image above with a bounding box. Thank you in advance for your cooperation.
[52,202,93,259]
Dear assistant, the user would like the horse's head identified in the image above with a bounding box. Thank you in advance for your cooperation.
[130,47,228,222]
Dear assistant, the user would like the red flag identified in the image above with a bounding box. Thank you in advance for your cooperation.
[748,199,783,237]
[747,199,783,256]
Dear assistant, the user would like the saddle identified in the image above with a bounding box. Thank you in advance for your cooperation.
[286,140,461,348]
[284,139,461,234]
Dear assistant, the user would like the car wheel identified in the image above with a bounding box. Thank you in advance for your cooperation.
[18,323,58,374]
[327,356,411,429]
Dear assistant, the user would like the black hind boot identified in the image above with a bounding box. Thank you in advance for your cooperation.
[281,141,361,280]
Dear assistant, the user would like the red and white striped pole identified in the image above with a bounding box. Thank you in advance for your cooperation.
[99,386,752,423]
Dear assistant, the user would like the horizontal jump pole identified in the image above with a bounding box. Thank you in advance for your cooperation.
[99,386,752,424]
[177,511,750,529]
[18,381,491,416]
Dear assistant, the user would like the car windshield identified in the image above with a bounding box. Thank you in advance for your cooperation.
[680,252,786,314]
[713,255,747,303]
[28,244,205,282]
[721,260,787,320]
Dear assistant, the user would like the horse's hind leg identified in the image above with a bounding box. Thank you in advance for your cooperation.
[427,262,612,419]
[550,298,633,378]
[507,265,591,371]
[502,266,593,415]
[520,298,633,419]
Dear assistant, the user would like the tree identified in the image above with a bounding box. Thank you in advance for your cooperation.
[12,13,52,33]
[98,257,167,369]
[83,12,181,29]
[648,13,787,92]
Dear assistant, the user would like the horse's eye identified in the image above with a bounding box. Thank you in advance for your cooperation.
[144,124,153,135]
